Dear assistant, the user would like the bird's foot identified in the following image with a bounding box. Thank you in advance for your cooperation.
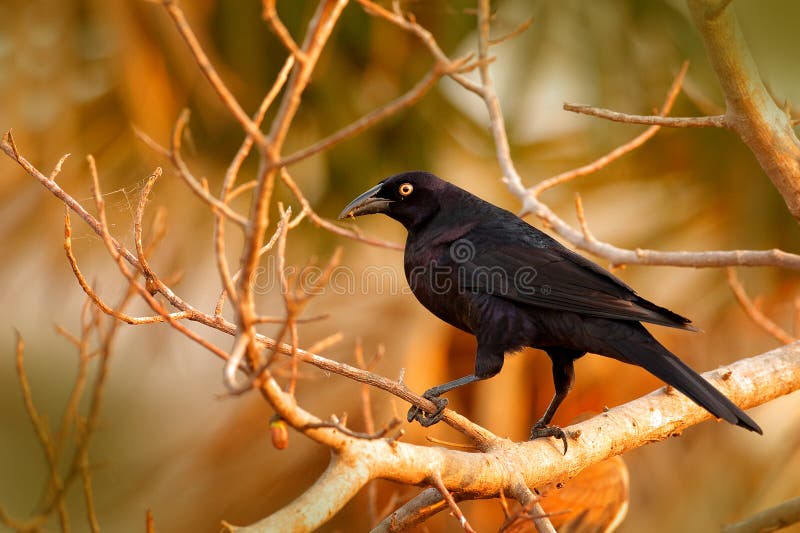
[529,423,568,455]
[407,392,448,427]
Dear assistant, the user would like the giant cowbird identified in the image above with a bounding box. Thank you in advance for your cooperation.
[339,171,761,451]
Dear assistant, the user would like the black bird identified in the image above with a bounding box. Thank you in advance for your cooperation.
[339,171,761,451]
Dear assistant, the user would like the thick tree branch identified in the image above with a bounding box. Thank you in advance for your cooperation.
[688,0,800,221]
[241,342,800,531]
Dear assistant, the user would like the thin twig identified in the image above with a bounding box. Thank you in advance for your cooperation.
[168,110,249,227]
[86,156,231,362]
[302,417,401,440]
[280,168,403,250]
[508,484,555,533]
[0,506,45,533]
[80,451,100,533]
[534,62,690,196]
[358,0,485,96]
[49,153,71,180]
[64,210,190,325]
[574,193,595,243]
[563,102,727,128]
[53,301,93,474]
[262,0,306,61]
[430,472,476,533]
[223,333,252,393]
[253,313,330,325]
[14,333,69,528]
[726,268,795,344]
[357,339,379,525]
[214,200,293,316]
[213,55,296,315]
[274,62,455,169]
[488,16,534,46]
[146,509,156,533]
[237,0,349,386]
[161,0,265,144]
[304,332,343,354]
[722,496,800,533]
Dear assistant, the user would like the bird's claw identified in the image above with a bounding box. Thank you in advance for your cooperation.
[529,423,568,454]
[407,394,448,427]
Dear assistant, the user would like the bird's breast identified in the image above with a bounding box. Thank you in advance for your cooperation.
[404,244,476,333]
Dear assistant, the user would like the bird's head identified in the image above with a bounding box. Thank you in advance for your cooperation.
[338,171,448,230]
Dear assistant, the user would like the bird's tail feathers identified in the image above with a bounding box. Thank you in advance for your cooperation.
[616,339,762,435]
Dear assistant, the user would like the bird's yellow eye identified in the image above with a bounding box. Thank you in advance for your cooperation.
[398,183,414,197]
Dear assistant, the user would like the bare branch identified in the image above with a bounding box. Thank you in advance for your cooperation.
[49,152,71,180]
[449,42,800,270]
[563,102,727,128]
[535,62,690,196]
[168,110,249,227]
[232,455,372,532]
[372,488,448,532]
[430,471,477,533]
[460,3,800,271]
[80,451,100,533]
[726,268,795,344]
[261,0,306,61]
[275,64,448,169]
[573,194,596,243]
[213,55,296,314]
[489,16,534,46]
[64,209,190,325]
[214,203,293,317]
[688,0,800,221]
[247,342,800,531]
[1,136,493,447]
[280,168,403,250]
[161,0,265,145]
[723,496,800,533]
[86,156,232,362]
[237,0,349,379]
[14,333,69,527]
[0,506,45,533]
[223,333,252,393]
[221,55,295,197]
[507,485,555,533]
[301,417,401,440]
[357,0,485,96]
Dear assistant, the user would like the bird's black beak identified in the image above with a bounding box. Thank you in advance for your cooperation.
[338,183,393,219]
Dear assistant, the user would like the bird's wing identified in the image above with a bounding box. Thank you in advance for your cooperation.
[456,224,694,330]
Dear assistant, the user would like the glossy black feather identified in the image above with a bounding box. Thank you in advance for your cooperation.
[346,171,761,437]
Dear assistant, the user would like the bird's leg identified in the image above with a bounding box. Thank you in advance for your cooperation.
[407,374,480,427]
[530,354,576,454]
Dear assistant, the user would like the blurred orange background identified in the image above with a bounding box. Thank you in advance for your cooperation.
[1,1,800,531]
